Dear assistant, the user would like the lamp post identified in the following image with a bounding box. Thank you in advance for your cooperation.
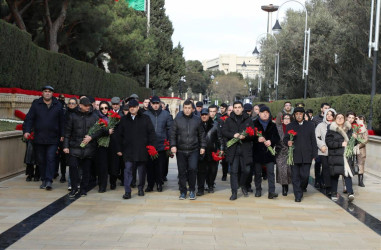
[272,0,310,100]
[261,4,279,34]
[178,76,186,99]
[252,33,280,100]
[368,0,381,130]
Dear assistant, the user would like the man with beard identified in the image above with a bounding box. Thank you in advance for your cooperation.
[171,100,206,200]
[144,96,173,192]
[284,107,318,202]
[197,108,224,195]
[222,101,255,200]
[23,86,64,190]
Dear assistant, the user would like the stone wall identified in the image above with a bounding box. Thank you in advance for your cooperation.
[366,136,381,177]
[0,131,25,180]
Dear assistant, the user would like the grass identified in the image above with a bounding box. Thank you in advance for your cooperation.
[0,121,19,132]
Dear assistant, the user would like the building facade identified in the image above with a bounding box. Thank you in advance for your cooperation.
[202,54,261,79]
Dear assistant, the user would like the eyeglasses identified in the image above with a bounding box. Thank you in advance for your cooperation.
[100,107,109,110]
[68,102,76,105]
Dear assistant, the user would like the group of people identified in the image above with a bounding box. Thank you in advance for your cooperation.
[22,85,368,202]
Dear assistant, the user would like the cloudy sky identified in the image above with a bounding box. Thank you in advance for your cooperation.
[164,0,306,61]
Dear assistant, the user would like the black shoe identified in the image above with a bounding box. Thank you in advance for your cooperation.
[98,187,106,193]
[208,187,214,193]
[40,181,46,189]
[247,187,254,193]
[131,183,136,188]
[138,189,144,196]
[26,176,32,182]
[196,190,204,196]
[163,177,168,182]
[110,183,116,190]
[59,176,66,183]
[268,192,278,199]
[68,189,79,198]
[358,174,365,187]
[80,191,87,197]
[230,192,237,200]
[241,188,249,197]
[255,190,262,197]
[157,184,163,192]
[314,182,321,189]
[33,176,40,182]
[282,185,288,196]
[145,186,153,192]
[123,192,131,199]
[45,181,52,191]
[221,176,227,181]
[295,198,302,202]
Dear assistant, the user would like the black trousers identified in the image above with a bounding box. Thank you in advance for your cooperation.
[246,163,255,189]
[314,156,323,185]
[146,151,166,188]
[163,155,169,179]
[176,150,199,193]
[221,159,229,177]
[230,152,250,192]
[68,155,92,192]
[291,163,311,199]
[95,147,109,190]
[254,162,275,193]
[331,174,353,194]
[197,159,218,190]
[26,164,40,178]
[320,156,331,188]
[124,161,146,193]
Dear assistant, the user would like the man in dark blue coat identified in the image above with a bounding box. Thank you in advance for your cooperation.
[116,99,156,199]
[252,106,280,199]
[144,96,173,192]
[23,86,64,190]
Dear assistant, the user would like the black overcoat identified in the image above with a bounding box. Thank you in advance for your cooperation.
[253,119,280,164]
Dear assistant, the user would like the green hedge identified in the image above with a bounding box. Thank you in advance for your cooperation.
[256,94,381,132]
[0,20,150,99]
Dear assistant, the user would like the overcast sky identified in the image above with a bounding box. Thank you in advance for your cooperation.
[164,0,306,61]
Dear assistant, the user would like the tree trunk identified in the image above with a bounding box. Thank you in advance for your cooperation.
[43,0,69,52]
[6,0,26,30]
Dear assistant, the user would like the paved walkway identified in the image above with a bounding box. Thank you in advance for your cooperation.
[0,159,380,249]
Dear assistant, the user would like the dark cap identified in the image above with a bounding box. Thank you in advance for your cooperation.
[128,99,139,107]
[259,106,270,113]
[244,103,253,111]
[42,85,54,92]
[87,96,95,104]
[201,108,209,115]
[196,101,203,107]
[122,104,129,111]
[151,96,161,103]
[79,97,91,106]
[294,107,305,113]
[220,103,228,108]
[111,97,120,104]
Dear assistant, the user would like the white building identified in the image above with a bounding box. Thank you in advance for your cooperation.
[202,54,261,79]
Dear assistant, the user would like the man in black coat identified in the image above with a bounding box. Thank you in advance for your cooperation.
[23,85,64,190]
[252,106,280,199]
[116,99,156,199]
[170,100,206,200]
[197,108,225,196]
[284,107,318,202]
[222,101,255,200]
[63,98,104,197]
[143,96,173,192]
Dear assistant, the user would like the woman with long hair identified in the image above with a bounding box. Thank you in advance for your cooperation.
[326,113,355,202]
[354,115,369,187]
[275,114,292,196]
[315,108,336,196]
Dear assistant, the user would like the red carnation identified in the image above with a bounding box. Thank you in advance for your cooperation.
[146,145,159,159]
[245,127,255,137]
[220,116,228,121]
[98,118,108,127]
[212,150,225,162]
[15,124,23,130]
[14,110,26,121]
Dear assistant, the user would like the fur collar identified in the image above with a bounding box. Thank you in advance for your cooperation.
[329,121,351,142]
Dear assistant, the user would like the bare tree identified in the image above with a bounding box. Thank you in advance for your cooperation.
[212,75,247,104]
[4,0,35,30]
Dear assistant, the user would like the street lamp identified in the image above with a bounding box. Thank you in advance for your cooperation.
[261,4,279,34]
[178,75,186,99]
[253,33,280,100]
[368,0,381,130]
[272,0,310,100]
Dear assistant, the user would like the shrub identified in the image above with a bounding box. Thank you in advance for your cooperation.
[0,20,150,99]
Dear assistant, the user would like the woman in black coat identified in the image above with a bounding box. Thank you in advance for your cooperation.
[325,113,355,202]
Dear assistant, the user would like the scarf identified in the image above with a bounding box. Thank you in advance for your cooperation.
[259,117,270,131]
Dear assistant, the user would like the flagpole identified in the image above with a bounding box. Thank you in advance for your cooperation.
[145,0,150,89]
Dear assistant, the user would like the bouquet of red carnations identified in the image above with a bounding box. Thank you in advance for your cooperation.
[287,130,297,165]
[147,145,159,160]
[164,139,174,158]
[97,111,121,147]
[344,124,366,159]
[226,127,255,148]
[220,116,228,122]
[212,150,225,161]
[255,128,276,156]
[80,118,108,147]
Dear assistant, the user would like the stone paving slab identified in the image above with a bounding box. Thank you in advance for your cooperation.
[1,159,381,249]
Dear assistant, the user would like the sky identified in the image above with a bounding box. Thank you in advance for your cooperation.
[164,0,307,62]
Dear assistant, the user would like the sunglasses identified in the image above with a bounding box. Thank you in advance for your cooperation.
[68,102,76,105]
[100,107,109,110]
